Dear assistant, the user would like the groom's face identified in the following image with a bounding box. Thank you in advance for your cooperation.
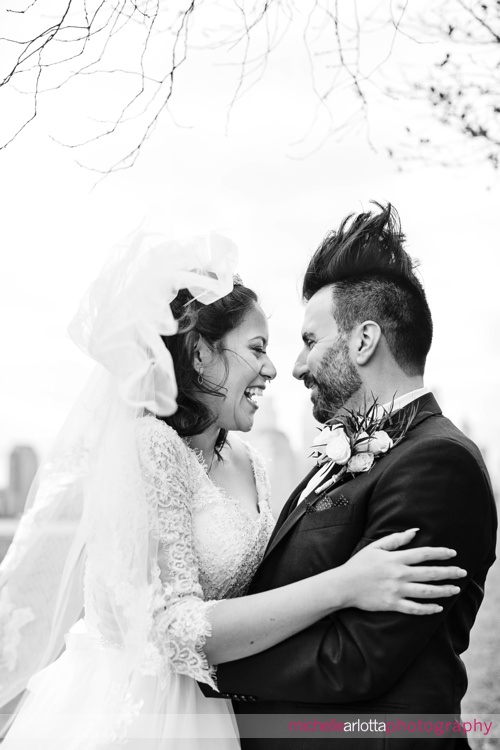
[293,286,362,422]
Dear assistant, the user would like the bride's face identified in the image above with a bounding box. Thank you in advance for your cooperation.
[198,304,277,432]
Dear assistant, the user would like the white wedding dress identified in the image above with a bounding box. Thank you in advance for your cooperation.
[2,417,275,749]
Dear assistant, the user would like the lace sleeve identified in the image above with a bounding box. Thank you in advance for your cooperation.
[136,418,218,689]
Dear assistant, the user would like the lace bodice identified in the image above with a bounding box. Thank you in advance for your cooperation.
[190,442,275,602]
[107,417,274,689]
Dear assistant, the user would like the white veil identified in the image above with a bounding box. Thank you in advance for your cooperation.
[0,230,237,714]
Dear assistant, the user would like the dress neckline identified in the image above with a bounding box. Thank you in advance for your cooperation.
[187,439,266,523]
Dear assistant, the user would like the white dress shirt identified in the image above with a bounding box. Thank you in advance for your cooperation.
[378,386,430,415]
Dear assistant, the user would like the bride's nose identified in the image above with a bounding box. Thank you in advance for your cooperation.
[261,355,277,381]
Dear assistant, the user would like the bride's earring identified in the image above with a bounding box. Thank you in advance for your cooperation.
[194,342,206,386]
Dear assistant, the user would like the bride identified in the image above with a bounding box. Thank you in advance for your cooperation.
[0,232,465,748]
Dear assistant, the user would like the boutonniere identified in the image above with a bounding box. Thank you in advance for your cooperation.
[310,399,418,494]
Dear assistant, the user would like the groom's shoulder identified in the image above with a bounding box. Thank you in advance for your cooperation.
[413,406,481,454]
[397,404,488,476]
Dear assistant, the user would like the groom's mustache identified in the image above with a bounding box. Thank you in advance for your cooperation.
[303,375,317,390]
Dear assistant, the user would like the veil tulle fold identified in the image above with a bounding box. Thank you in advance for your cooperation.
[0,230,237,713]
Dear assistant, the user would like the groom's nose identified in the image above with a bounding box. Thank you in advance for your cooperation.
[292,349,308,381]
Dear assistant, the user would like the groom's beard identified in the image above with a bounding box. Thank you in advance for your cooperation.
[310,336,362,423]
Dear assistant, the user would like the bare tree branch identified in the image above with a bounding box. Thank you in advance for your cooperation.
[2,0,497,172]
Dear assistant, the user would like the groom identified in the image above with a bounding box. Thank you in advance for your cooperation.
[202,203,497,748]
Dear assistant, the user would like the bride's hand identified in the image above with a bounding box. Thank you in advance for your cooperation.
[341,528,467,615]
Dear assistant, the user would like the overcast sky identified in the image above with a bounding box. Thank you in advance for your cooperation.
[1,1,499,485]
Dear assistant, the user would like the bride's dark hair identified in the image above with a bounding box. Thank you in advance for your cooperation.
[159,279,258,455]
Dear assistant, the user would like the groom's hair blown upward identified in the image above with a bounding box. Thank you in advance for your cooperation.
[302,202,433,375]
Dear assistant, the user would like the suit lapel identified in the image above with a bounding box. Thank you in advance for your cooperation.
[262,462,349,562]
[406,392,442,428]
[264,464,319,551]
[261,392,442,564]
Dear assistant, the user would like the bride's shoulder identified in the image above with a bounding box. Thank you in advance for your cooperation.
[135,413,182,441]
[134,415,193,468]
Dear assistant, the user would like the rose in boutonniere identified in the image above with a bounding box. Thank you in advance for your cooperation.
[312,424,351,466]
[355,430,393,456]
[347,452,375,473]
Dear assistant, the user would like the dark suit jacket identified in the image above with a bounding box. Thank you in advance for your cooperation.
[201,394,497,749]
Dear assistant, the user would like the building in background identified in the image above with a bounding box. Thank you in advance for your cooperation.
[244,395,326,517]
[299,401,323,472]
[245,397,302,517]
[0,445,38,563]
[6,445,38,518]
[0,488,9,517]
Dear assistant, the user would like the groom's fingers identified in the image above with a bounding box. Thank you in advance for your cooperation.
[404,564,467,581]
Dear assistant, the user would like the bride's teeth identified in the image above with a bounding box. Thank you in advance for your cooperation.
[245,387,263,403]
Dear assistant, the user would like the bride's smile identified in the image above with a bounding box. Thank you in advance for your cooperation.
[195,303,277,433]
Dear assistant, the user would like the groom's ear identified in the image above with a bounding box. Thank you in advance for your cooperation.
[353,321,382,366]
